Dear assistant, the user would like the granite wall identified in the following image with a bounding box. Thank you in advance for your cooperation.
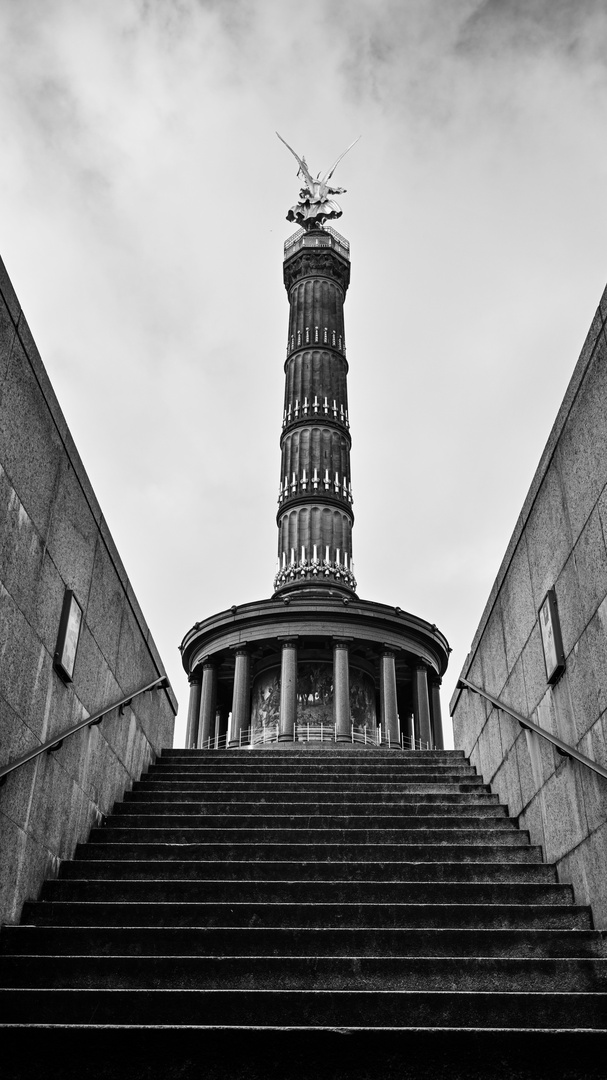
[451,286,607,928]
[0,255,177,924]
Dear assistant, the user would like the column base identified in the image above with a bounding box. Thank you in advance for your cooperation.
[335,733,353,743]
[278,732,295,743]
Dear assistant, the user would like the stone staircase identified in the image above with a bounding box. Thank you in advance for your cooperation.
[1,747,606,1078]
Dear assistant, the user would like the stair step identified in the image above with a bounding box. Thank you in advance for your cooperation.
[89,826,529,844]
[158,756,464,764]
[112,803,510,820]
[1,987,606,1028]
[133,780,489,793]
[22,898,590,928]
[123,789,502,804]
[42,878,568,904]
[2,954,606,992]
[74,842,543,863]
[57,860,556,885]
[145,765,478,778]
[4,925,603,958]
[106,812,511,825]
[3,1026,607,1080]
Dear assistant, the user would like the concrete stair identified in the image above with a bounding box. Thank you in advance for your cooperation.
[1,747,606,1078]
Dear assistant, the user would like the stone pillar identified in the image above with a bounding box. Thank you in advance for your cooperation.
[380,649,399,746]
[184,673,202,749]
[197,661,218,749]
[404,711,415,750]
[279,638,298,742]
[333,640,351,742]
[413,663,432,749]
[430,677,444,750]
[216,704,229,746]
[229,647,251,747]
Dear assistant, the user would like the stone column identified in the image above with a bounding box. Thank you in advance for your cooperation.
[216,704,229,746]
[184,673,202,749]
[197,661,218,749]
[430,677,444,750]
[413,663,432,749]
[380,649,399,746]
[229,647,251,747]
[333,640,351,742]
[279,638,298,742]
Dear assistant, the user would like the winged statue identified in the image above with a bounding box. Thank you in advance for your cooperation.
[276,132,360,230]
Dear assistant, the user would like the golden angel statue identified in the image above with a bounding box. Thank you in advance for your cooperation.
[276,132,360,230]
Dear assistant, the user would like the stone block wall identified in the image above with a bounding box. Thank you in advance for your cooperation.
[451,286,607,928]
[0,255,177,924]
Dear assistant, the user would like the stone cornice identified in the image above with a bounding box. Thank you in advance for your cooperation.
[180,595,450,679]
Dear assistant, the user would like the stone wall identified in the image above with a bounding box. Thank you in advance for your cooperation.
[451,286,607,928]
[0,255,177,924]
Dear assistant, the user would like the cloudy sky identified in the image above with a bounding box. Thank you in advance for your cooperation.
[1,0,607,746]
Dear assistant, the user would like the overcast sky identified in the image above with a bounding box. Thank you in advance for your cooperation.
[1,0,607,746]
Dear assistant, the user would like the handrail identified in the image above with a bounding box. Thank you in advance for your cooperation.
[456,677,607,781]
[0,675,170,783]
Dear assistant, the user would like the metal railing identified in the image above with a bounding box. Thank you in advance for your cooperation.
[0,675,170,784]
[284,226,350,260]
[456,677,607,781]
[200,723,430,751]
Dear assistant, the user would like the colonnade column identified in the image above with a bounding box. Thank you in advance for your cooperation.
[279,638,298,742]
[380,649,399,746]
[197,661,218,749]
[229,646,251,747]
[413,663,432,749]
[333,639,351,741]
[430,677,444,750]
[216,704,230,746]
[184,672,202,749]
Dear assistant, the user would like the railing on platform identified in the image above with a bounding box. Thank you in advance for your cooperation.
[202,724,430,751]
[283,226,350,261]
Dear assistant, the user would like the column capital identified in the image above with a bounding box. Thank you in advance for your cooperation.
[278,636,299,647]
[229,643,250,656]
[414,660,429,672]
[431,675,442,687]
[188,670,202,686]
[381,644,400,658]
[333,637,353,650]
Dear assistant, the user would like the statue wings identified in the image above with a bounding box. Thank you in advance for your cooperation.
[318,136,361,196]
[276,132,361,196]
[276,132,315,191]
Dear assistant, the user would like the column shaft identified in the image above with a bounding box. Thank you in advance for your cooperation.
[413,664,432,749]
[279,641,298,742]
[217,705,229,744]
[404,710,415,750]
[184,676,202,749]
[380,651,399,745]
[431,679,445,750]
[230,650,251,746]
[198,663,218,749]
[333,641,350,742]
